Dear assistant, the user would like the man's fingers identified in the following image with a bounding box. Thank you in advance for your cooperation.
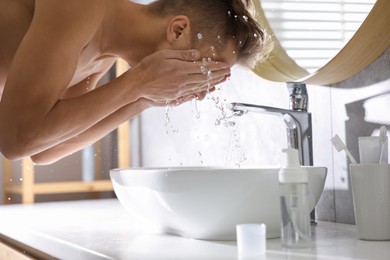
[181,69,230,86]
[158,49,201,61]
[155,49,230,74]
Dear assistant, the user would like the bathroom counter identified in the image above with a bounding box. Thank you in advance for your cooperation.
[0,199,389,260]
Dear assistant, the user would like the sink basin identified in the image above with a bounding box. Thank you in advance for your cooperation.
[110,166,327,240]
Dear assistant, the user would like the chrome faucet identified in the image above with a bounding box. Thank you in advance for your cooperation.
[228,82,313,167]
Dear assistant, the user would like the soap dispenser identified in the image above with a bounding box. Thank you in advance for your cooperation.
[279,148,311,248]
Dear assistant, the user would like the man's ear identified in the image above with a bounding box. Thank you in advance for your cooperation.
[166,15,191,47]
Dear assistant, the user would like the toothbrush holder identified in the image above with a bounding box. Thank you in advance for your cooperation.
[350,164,390,240]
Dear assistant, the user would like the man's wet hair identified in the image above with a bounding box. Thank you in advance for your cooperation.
[148,0,272,67]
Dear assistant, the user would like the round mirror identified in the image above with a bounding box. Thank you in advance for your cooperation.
[261,0,376,73]
[252,0,390,85]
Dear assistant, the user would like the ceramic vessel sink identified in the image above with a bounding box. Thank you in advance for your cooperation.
[110,166,327,240]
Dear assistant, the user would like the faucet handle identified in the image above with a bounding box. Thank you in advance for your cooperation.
[287,82,308,112]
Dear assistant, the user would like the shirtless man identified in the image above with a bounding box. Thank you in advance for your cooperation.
[0,0,267,164]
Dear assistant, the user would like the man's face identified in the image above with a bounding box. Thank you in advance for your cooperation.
[197,40,238,67]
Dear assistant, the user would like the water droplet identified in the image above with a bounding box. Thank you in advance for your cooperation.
[243,15,248,22]
[227,11,231,16]
[207,70,212,79]
[19,178,23,181]
[197,33,203,40]
[8,197,11,201]
[224,121,236,127]
[200,65,207,74]
[164,104,172,131]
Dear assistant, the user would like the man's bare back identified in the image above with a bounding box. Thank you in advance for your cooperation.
[0,0,115,99]
[0,0,35,93]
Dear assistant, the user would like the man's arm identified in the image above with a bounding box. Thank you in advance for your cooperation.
[30,98,150,165]
[30,90,207,165]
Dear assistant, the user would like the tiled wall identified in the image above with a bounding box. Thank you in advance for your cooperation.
[138,47,390,224]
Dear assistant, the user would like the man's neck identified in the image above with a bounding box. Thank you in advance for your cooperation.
[101,0,168,66]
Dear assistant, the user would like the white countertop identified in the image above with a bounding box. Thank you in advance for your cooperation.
[0,199,389,260]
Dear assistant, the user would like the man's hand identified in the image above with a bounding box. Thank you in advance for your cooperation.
[138,86,215,109]
[127,49,231,102]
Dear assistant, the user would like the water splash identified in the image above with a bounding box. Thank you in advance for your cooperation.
[164,103,179,135]
[225,126,247,168]
[164,104,171,127]
[212,96,239,128]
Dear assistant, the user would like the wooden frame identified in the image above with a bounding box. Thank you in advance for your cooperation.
[2,157,113,204]
[0,241,34,260]
[252,0,390,85]
[116,58,132,169]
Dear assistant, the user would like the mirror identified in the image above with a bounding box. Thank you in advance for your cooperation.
[261,0,376,73]
[252,0,390,85]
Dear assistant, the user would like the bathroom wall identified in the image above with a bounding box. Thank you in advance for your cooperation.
[326,47,390,223]
[137,47,390,224]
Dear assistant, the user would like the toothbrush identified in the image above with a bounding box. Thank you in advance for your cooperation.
[379,126,387,164]
[331,135,357,164]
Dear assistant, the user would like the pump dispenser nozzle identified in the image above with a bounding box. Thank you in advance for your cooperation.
[279,148,308,184]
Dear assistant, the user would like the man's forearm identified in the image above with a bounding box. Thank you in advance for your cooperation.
[0,71,141,159]
[30,99,151,165]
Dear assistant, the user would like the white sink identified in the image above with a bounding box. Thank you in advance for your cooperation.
[110,166,327,240]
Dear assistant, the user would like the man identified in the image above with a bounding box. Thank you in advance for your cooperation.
[0,0,268,164]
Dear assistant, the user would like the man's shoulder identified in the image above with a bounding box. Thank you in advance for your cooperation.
[34,0,107,26]
[30,0,108,46]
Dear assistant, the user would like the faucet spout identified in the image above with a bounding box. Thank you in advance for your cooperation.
[227,102,313,166]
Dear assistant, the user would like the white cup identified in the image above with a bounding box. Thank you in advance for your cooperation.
[236,224,266,259]
[350,164,390,240]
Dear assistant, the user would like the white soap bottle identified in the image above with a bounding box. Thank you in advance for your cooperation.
[279,148,311,248]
